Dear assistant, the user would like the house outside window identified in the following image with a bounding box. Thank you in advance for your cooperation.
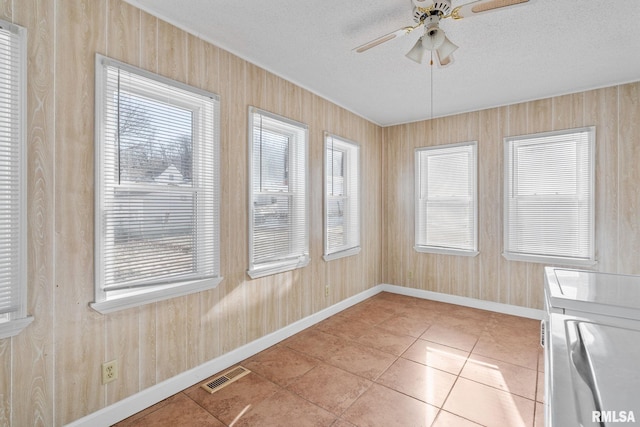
[92,55,221,314]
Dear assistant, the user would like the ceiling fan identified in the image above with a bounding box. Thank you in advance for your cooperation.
[353,0,529,66]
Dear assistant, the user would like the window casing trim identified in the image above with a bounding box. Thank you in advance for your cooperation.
[323,133,361,261]
[414,141,479,256]
[502,126,596,265]
[0,20,30,339]
[247,107,309,279]
[92,54,222,313]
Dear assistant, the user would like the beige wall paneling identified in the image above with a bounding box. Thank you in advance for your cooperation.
[383,124,405,287]
[104,0,143,406]
[587,87,619,273]
[13,0,55,424]
[494,106,511,305]
[0,0,10,19]
[364,121,383,290]
[618,82,640,274]
[0,337,9,424]
[406,120,418,291]
[478,107,500,304]
[139,10,158,72]
[220,50,249,355]
[54,0,106,424]
[107,0,140,64]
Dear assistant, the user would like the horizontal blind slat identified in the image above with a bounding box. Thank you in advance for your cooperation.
[97,57,220,294]
[249,108,308,270]
[0,21,24,316]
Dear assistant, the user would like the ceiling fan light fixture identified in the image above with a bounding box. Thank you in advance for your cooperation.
[406,38,426,63]
[436,36,458,62]
[421,27,446,50]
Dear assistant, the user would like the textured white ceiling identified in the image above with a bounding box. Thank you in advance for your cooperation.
[124,0,640,126]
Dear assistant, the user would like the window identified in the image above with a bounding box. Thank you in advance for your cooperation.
[0,20,31,339]
[415,142,478,256]
[324,133,360,260]
[92,55,221,314]
[504,127,595,265]
[248,107,308,279]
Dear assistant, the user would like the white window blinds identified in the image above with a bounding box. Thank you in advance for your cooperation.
[324,134,361,260]
[248,107,309,279]
[415,142,478,256]
[504,127,595,264]
[93,55,221,313]
[0,20,30,338]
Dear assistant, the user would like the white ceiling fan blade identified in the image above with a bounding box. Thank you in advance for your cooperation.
[353,25,419,53]
[451,0,529,20]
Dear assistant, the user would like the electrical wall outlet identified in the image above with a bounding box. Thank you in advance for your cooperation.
[325,285,329,297]
[102,360,118,384]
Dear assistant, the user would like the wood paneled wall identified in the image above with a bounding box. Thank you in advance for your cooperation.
[383,84,640,309]
[2,0,639,425]
[0,0,382,425]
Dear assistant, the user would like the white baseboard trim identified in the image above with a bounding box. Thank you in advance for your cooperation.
[380,283,544,320]
[65,285,382,427]
[66,283,541,426]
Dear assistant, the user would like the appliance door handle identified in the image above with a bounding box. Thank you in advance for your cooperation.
[567,321,604,427]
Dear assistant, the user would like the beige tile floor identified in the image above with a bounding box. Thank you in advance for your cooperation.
[114,292,545,427]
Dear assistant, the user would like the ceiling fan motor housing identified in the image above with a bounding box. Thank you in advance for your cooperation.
[412,0,452,23]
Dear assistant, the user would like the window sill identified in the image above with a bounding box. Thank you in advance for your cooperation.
[323,247,361,262]
[502,252,597,267]
[91,277,223,314]
[0,316,34,340]
[414,246,479,257]
[247,256,310,279]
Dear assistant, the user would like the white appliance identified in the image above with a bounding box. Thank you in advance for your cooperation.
[543,267,640,426]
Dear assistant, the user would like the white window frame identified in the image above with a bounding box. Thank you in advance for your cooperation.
[247,107,309,279]
[92,55,222,314]
[414,141,479,256]
[323,133,361,261]
[0,20,32,339]
[503,127,595,265]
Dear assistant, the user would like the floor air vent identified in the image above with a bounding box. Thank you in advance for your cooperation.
[200,366,251,394]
